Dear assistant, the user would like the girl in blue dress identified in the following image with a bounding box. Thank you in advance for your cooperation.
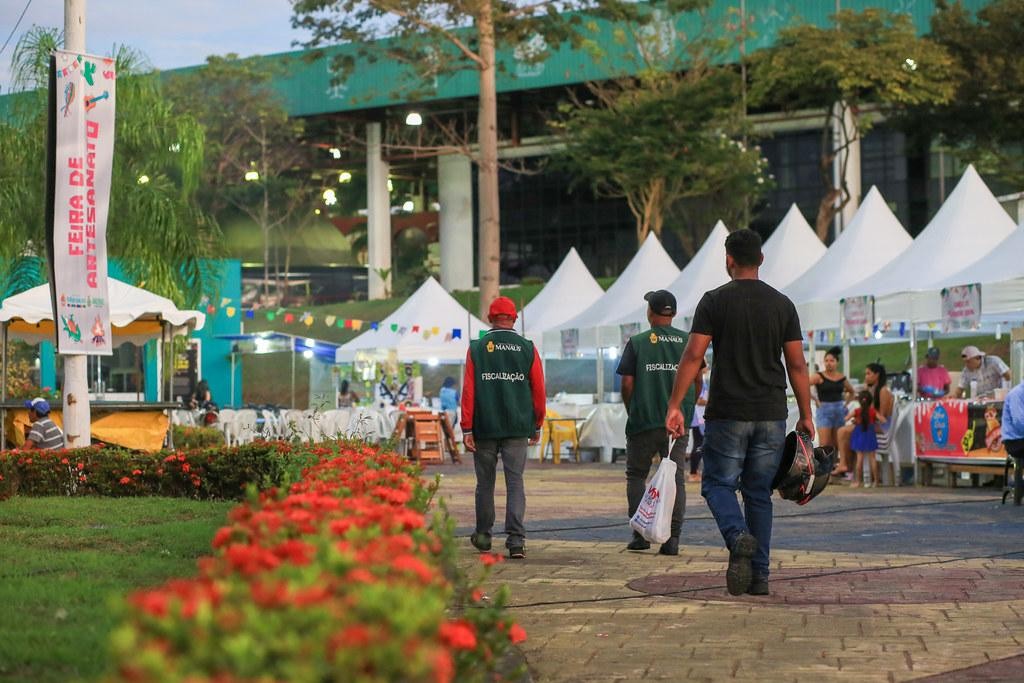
[848,390,883,488]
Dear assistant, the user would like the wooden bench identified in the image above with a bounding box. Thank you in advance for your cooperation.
[917,456,1006,487]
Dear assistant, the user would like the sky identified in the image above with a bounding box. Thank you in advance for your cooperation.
[1,0,313,94]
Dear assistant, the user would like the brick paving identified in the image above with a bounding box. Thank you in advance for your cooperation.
[434,458,1024,681]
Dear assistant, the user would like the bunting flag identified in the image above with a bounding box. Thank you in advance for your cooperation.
[266,311,276,322]
[352,320,363,331]
[206,304,216,314]
[220,297,231,307]
[431,326,440,335]
[303,316,314,327]
[336,320,345,329]
[391,323,399,332]
[344,319,353,329]
[226,306,237,318]
[371,322,379,331]
[422,330,431,339]
[412,325,420,333]
[284,313,295,324]
[325,315,336,327]
[444,332,452,342]
[452,328,461,339]
[245,310,255,320]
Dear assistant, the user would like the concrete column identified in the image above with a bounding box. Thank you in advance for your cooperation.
[833,101,861,238]
[366,122,391,299]
[438,153,475,292]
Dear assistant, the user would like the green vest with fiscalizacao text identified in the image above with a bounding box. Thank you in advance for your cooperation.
[626,325,695,435]
[469,329,536,439]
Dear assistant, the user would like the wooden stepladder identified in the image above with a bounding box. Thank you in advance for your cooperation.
[392,409,462,464]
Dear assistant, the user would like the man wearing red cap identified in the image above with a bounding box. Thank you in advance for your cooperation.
[461,296,546,559]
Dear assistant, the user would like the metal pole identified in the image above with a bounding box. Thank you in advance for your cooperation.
[230,352,236,408]
[910,322,918,485]
[61,0,91,448]
[291,339,296,408]
[596,347,604,402]
[2,322,7,447]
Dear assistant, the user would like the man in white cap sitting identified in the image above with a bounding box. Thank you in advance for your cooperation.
[22,397,64,450]
[954,346,1011,399]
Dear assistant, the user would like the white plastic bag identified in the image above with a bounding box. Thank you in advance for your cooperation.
[629,457,677,544]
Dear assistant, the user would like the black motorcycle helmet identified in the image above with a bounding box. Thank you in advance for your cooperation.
[772,431,836,505]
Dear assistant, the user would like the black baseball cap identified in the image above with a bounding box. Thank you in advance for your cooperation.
[644,290,676,316]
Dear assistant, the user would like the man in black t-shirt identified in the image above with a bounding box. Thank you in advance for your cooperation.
[665,229,814,597]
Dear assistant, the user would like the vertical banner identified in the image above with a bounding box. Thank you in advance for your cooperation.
[940,284,982,334]
[560,329,579,359]
[47,50,115,355]
[619,322,641,348]
[841,296,873,341]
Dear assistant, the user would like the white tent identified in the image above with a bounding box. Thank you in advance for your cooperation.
[929,220,1024,317]
[759,204,826,291]
[542,233,679,351]
[521,247,603,342]
[607,220,731,328]
[0,277,206,346]
[838,165,1017,323]
[335,277,487,362]
[785,187,913,330]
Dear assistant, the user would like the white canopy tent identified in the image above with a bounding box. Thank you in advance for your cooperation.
[521,247,603,346]
[925,219,1024,318]
[784,186,913,331]
[335,277,487,363]
[543,233,679,352]
[759,204,827,291]
[838,165,1017,324]
[607,221,731,329]
[0,278,206,346]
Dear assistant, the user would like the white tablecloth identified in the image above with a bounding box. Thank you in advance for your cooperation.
[578,403,627,450]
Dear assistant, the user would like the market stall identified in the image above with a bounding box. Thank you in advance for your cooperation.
[914,398,1009,486]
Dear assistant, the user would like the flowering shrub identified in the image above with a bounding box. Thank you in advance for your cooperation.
[105,442,526,682]
[0,441,321,500]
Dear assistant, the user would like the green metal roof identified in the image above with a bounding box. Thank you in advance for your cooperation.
[0,0,993,119]
[261,0,992,117]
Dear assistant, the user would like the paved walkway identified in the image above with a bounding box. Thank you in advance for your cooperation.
[436,459,1024,682]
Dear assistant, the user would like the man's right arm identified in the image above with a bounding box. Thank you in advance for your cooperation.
[666,334,711,437]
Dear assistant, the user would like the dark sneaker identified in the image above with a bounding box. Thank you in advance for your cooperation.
[658,537,680,556]
[626,532,651,551]
[508,546,526,559]
[470,532,492,552]
[747,576,769,596]
[726,532,758,596]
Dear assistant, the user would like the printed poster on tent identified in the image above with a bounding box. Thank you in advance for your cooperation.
[841,296,873,340]
[940,284,981,334]
[560,329,579,358]
[46,50,114,355]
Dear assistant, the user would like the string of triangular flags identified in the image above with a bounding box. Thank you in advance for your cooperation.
[199,296,469,341]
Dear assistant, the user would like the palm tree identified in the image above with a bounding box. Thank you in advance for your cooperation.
[0,27,221,304]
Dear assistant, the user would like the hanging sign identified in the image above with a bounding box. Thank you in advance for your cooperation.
[841,296,873,341]
[940,284,982,334]
[560,328,579,359]
[619,323,641,348]
[47,50,115,355]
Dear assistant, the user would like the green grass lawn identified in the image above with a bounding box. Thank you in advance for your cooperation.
[0,497,234,682]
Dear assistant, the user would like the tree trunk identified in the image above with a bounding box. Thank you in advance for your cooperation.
[475,2,501,320]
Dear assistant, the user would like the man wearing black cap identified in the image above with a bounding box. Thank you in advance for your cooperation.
[615,289,700,556]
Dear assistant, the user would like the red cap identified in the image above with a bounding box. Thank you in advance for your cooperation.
[488,296,517,319]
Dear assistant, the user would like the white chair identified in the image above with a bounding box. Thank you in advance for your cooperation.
[261,409,282,439]
[232,409,259,445]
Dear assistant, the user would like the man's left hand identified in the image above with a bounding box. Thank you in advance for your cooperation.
[529,430,541,446]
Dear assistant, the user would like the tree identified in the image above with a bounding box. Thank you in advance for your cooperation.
[749,9,957,240]
[165,55,325,303]
[292,0,644,318]
[554,6,768,252]
[899,0,1024,187]
[0,27,220,304]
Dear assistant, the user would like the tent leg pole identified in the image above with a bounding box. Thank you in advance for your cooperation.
[230,352,236,409]
[291,346,296,409]
[910,323,918,487]
[2,322,7,447]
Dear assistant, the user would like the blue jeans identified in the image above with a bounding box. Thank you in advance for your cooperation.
[701,419,787,577]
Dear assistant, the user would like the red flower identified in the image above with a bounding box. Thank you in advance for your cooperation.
[132,469,142,476]
[76,462,84,471]
[433,649,454,683]
[439,620,477,651]
[181,463,191,473]
[119,476,131,485]
[508,623,527,644]
[61,458,69,465]
[480,553,503,566]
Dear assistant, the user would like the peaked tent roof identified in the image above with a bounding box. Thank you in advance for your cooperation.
[0,278,206,346]
[840,165,1016,299]
[931,220,1024,317]
[785,187,913,330]
[521,247,604,339]
[553,233,679,332]
[608,221,731,327]
[759,204,827,291]
[335,277,487,362]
